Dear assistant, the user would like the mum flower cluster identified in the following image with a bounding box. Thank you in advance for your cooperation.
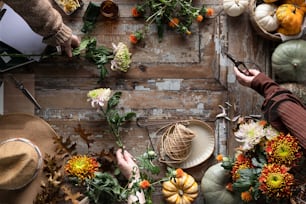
[220,118,304,203]
[129,0,214,44]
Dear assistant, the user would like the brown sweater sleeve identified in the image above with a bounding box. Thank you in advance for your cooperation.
[3,0,72,46]
[251,73,306,148]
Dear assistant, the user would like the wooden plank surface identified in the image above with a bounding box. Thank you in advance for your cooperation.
[0,0,276,203]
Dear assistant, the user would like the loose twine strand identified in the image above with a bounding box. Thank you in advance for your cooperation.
[158,121,196,164]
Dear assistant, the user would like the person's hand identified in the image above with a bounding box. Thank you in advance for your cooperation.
[116,149,139,180]
[234,66,261,87]
[61,34,80,57]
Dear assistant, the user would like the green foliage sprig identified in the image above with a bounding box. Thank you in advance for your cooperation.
[72,37,114,81]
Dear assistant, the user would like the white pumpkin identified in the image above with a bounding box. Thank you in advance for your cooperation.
[254,3,279,32]
[223,0,249,17]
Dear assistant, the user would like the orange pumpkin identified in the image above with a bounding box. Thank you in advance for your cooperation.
[162,172,198,204]
[276,4,305,35]
[282,0,306,12]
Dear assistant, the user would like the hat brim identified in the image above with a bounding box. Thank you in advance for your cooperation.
[0,113,58,203]
[158,119,215,169]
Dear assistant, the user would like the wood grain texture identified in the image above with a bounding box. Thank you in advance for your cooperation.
[1,0,280,203]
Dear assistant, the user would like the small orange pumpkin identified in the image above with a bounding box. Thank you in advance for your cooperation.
[276,4,305,35]
[282,0,306,12]
[162,172,198,204]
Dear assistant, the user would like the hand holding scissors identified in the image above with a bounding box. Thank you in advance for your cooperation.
[224,52,251,76]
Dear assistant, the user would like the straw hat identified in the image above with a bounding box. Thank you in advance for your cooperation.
[0,113,58,204]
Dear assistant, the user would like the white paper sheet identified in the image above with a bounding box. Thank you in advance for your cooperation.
[0,4,47,61]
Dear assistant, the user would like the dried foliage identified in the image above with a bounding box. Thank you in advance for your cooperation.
[62,185,83,204]
[74,123,94,148]
[35,124,119,204]
[53,135,77,155]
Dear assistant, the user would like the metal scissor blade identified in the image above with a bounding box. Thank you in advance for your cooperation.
[20,86,41,110]
[223,52,239,67]
[9,74,41,110]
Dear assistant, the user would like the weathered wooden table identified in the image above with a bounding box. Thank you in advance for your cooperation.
[1,0,277,203]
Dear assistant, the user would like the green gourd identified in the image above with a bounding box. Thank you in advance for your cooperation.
[201,163,243,204]
[272,39,306,83]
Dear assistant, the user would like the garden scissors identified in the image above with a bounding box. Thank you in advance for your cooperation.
[224,52,251,76]
[9,74,41,110]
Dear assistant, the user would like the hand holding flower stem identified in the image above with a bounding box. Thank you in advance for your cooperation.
[87,89,136,149]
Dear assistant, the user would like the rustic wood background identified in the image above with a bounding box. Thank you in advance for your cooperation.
[0,0,287,203]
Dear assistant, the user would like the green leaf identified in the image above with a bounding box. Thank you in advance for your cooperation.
[122,112,136,122]
[107,92,122,109]
[156,16,164,42]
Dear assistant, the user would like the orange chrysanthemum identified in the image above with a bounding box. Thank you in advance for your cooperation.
[265,133,302,167]
[131,7,140,17]
[231,154,253,181]
[139,180,151,189]
[259,164,294,199]
[168,18,179,28]
[65,155,99,180]
[196,15,203,22]
[206,8,214,17]
[241,191,253,202]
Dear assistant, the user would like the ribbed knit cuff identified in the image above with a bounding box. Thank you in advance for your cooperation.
[42,24,72,46]
[251,73,279,98]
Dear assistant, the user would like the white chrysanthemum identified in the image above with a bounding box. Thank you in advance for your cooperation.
[87,88,111,108]
[264,125,280,140]
[235,121,266,150]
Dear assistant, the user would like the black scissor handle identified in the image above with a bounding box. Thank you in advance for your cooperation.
[224,52,251,76]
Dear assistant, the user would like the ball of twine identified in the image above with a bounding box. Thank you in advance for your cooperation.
[159,122,196,164]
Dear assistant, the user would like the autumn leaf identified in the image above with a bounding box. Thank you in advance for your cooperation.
[61,185,83,204]
[74,123,94,148]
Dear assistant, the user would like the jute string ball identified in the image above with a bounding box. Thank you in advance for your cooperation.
[159,122,196,164]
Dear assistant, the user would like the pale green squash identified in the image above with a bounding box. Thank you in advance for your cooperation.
[272,39,306,83]
[201,163,243,204]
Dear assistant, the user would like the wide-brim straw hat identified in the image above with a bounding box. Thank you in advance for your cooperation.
[0,113,58,204]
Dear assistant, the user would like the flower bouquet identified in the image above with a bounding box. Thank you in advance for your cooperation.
[129,0,214,44]
[219,117,305,204]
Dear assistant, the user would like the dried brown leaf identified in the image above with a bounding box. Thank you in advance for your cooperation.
[74,123,94,147]
[62,185,83,204]
[53,135,77,155]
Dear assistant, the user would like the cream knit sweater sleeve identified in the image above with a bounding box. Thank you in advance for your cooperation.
[2,0,72,46]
